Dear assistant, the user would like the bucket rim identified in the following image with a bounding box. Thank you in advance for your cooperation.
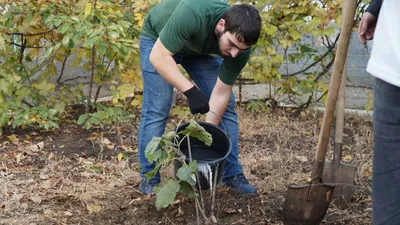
[176,121,231,165]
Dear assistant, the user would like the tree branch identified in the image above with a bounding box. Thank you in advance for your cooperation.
[282,34,339,77]
[56,52,70,84]
[94,52,117,104]
[6,27,58,37]
[10,41,44,49]
[86,0,98,113]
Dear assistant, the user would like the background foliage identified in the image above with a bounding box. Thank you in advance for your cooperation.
[0,0,370,133]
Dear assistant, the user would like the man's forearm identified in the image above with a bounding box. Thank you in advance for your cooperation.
[150,39,193,92]
[206,78,232,125]
[366,0,383,18]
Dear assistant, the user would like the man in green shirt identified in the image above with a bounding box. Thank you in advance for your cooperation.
[138,0,262,195]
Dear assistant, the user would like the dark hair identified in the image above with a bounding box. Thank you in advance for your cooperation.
[222,4,262,46]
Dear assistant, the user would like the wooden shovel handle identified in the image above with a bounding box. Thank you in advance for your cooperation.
[335,60,347,145]
[311,0,357,181]
[333,60,347,165]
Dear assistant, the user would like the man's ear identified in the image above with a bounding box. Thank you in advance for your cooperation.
[216,19,225,32]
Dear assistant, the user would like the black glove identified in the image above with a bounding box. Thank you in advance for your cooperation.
[183,86,210,114]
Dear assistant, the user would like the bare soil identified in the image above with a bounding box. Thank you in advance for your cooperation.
[0,106,373,225]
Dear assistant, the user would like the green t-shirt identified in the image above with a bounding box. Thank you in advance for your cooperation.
[141,0,251,85]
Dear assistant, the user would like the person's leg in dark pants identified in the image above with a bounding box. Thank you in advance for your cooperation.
[372,78,400,225]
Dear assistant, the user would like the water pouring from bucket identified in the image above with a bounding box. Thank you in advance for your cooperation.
[174,120,231,224]
[174,121,231,190]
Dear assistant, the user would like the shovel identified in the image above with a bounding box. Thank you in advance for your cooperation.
[322,61,357,209]
[282,0,357,224]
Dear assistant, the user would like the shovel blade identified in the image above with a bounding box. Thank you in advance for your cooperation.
[283,183,335,225]
[322,160,356,208]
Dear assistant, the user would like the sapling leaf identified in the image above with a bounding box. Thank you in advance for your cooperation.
[179,181,196,198]
[154,179,180,211]
[176,161,197,186]
[145,137,162,162]
[145,164,161,180]
[147,148,161,163]
[162,131,177,141]
[178,120,212,146]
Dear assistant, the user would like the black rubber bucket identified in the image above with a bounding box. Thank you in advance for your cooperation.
[174,121,231,190]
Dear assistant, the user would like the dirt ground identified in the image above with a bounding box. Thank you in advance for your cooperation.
[0,106,373,225]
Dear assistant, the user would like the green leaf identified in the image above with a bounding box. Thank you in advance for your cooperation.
[71,56,81,68]
[5,18,11,28]
[108,31,119,39]
[178,120,212,146]
[145,137,161,162]
[179,181,196,198]
[162,131,177,141]
[68,39,76,49]
[145,164,161,180]
[62,34,71,46]
[27,12,33,23]
[44,47,53,58]
[54,102,66,114]
[88,27,104,39]
[59,24,70,34]
[98,44,107,55]
[110,44,119,53]
[154,179,180,211]
[83,37,97,48]
[89,166,102,174]
[71,16,80,22]
[176,161,197,186]
[77,114,89,125]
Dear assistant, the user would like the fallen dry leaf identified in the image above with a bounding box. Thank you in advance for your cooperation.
[102,138,114,150]
[30,196,42,204]
[41,178,59,189]
[177,206,184,216]
[7,135,20,145]
[16,153,24,163]
[43,209,54,218]
[30,142,44,152]
[64,211,73,217]
[326,189,333,202]
[119,145,136,152]
[343,154,353,162]
[34,136,43,141]
[48,152,56,160]
[224,208,237,214]
[87,204,102,214]
[295,155,308,162]
[210,215,218,224]
[39,174,51,180]
[117,152,123,161]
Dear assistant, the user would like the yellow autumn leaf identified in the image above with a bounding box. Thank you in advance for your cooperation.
[30,48,39,57]
[118,152,123,161]
[289,29,301,41]
[0,35,5,52]
[87,203,102,214]
[131,95,143,107]
[318,82,329,106]
[343,155,353,162]
[84,3,93,18]
[279,38,292,49]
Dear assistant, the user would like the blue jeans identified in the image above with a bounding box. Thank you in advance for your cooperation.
[372,78,400,225]
[138,36,242,182]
